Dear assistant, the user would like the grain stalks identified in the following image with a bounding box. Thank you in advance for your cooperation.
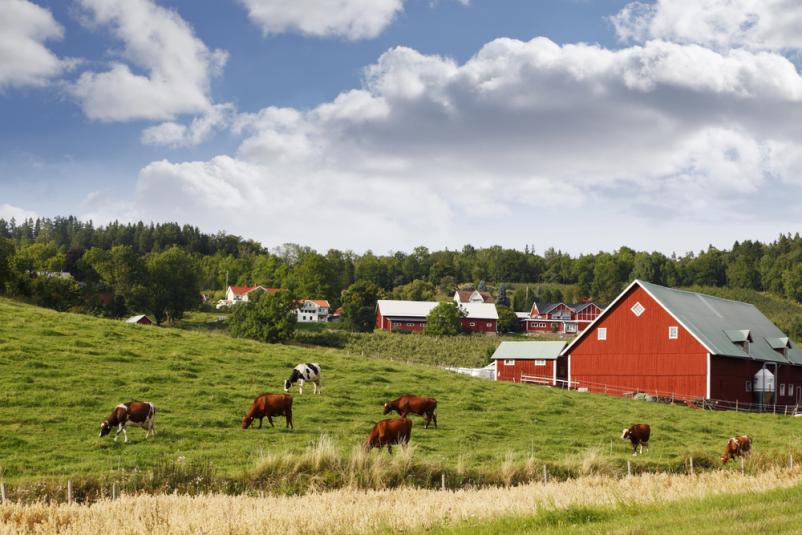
[2,467,801,534]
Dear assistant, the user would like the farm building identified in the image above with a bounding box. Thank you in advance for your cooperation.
[561,280,802,406]
[221,285,282,307]
[125,315,152,325]
[375,300,498,334]
[491,341,566,384]
[519,301,604,334]
[454,289,494,304]
[296,299,331,323]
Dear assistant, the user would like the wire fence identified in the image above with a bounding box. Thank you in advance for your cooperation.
[518,373,802,416]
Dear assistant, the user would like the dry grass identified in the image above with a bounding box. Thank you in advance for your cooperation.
[3,467,801,534]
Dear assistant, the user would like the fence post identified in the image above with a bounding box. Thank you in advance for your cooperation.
[689,457,694,476]
[0,481,5,504]
[735,399,738,412]
[67,480,72,504]
[441,473,446,491]
[610,440,613,455]
[627,460,632,477]
[112,482,117,500]
[543,465,548,484]
[741,457,745,475]
[790,453,794,470]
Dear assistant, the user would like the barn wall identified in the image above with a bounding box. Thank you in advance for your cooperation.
[495,359,555,383]
[389,319,426,332]
[568,285,708,399]
[711,357,802,405]
[462,318,497,334]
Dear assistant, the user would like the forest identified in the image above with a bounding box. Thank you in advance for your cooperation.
[0,216,800,330]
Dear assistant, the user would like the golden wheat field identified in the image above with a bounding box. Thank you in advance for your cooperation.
[2,467,801,535]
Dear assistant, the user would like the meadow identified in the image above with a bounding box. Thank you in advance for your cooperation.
[2,297,802,501]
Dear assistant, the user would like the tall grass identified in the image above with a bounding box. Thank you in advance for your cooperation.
[2,468,801,534]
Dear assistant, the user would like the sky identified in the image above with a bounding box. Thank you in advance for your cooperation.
[1,0,802,256]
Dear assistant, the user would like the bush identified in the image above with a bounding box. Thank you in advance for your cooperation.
[229,291,297,343]
[423,302,465,336]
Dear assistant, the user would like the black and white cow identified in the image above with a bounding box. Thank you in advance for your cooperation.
[284,363,321,394]
[99,401,156,443]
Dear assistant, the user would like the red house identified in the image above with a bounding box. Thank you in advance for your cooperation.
[521,302,604,334]
[561,280,802,406]
[375,300,498,334]
[491,341,566,384]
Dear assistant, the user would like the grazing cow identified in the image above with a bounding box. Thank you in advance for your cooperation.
[621,423,651,455]
[721,435,752,464]
[284,363,321,395]
[383,395,438,429]
[99,401,156,443]
[242,393,293,429]
[364,417,412,453]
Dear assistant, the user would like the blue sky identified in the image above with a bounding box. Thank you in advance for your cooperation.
[1,0,801,254]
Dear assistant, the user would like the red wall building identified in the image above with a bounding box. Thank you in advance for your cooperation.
[376,300,498,334]
[521,302,604,335]
[491,341,566,384]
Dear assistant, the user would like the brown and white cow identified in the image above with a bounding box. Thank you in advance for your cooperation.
[99,401,156,443]
[621,423,650,455]
[364,418,412,453]
[721,435,752,464]
[383,395,437,429]
[242,393,294,429]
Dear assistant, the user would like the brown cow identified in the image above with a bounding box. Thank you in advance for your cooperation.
[242,393,293,429]
[364,418,412,453]
[621,423,650,455]
[99,401,156,443]
[721,435,752,464]
[384,395,437,429]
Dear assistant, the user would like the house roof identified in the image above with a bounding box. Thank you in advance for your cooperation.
[563,280,802,365]
[228,286,282,295]
[532,302,563,315]
[378,300,499,320]
[570,302,602,313]
[455,289,493,303]
[491,341,566,360]
[460,302,499,320]
[298,299,330,307]
[515,312,531,320]
[125,315,150,324]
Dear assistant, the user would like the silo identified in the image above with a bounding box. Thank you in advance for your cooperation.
[753,367,775,408]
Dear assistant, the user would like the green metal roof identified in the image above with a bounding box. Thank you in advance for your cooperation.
[638,280,802,365]
[490,341,566,360]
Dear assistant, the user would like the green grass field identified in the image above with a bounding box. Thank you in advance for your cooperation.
[1,297,802,498]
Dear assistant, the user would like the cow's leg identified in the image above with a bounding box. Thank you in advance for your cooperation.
[123,425,129,444]
[258,417,263,429]
[298,379,304,395]
[114,423,123,442]
[314,379,320,394]
[432,412,437,429]
[267,415,274,427]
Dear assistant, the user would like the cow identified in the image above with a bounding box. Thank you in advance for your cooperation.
[99,401,156,443]
[242,393,294,429]
[721,435,752,464]
[364,417,412,453]
[284,363,321,395]
[383,395,438,429]
[621,423,650,455]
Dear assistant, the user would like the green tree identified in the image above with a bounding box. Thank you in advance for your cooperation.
[496,304,519,333]
[29,275,81,312]
[0,238,15,293]
[392,279,435,301]
[229,290,297,343]
[782,264,802,302]
[341,280,382,332]
[424,302,465,336]
[144,247,201,324]
[497,284,510,307]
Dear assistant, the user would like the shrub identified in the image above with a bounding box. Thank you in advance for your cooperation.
[229,291,297,343]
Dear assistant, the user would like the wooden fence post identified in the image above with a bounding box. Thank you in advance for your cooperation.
[789,453,794,470]
[627,460,632,477]
[741,457,745,475]
[610,440,613,455]
[735,400,738,412]
[689,457,694,476]
[112,482,117,501]
[543,465,548,484]
[0,481,6,504]
[441,473,446,491]
[67,480,72,504]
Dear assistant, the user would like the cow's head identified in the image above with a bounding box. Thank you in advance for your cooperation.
[383,402,391,415]
[621,428,630,440]
[99,420,111,438]
[241,415,254,429]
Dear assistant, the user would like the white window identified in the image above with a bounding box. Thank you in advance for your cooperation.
[487,323,493,327]
[745,381,752,392]
[780,384,786,396]
[668,326,678,340]
[469,322,476,326]
[534,359,546,366]
[631,302,645,317]
[597,328,607,341]
[504,359,514,365]
[407,322,414,326]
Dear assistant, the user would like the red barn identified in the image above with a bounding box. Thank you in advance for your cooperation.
[491,341,566,384]
[520,302,604,334]
[376,300,498,334]
[561,280,802,406]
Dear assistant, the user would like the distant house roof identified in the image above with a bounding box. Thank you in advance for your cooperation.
[563,280,802,365]
[491,341,566,360]
[125,315,152,325]
[228,286,281,296]
[570,302,602,313]
[515,312,531,320]
[532,302,562,315]
[298,299,331,308]
[459,302,499,320]
[455,289,494,303]
[377,300,438,318]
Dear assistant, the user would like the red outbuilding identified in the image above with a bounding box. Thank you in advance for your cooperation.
[491,341,567,385]
[376,300,498,334]
[561,280,802,407]
[520,302,604,335]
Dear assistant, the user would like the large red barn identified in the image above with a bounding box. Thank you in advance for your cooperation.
[376,300,498,334]
[561,280,802,406]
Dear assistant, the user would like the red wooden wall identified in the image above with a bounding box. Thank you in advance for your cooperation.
[496,359,555,383]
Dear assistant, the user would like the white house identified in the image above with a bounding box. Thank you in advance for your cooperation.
[296,300,331,323]
[454,289,494,304]
[218,285,280,308]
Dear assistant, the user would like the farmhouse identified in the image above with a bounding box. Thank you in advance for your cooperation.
[375,300,498,334]
[221,285,281,307]
[561,280,802,406]
[491,341,566,385]
[519,301,604,334]
[296,299,330,323]
[454,289,494,304]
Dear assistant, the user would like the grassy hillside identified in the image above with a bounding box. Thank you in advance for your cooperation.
[1,297,802,498]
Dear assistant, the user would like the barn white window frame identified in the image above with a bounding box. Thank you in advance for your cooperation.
[487,322,493,327]
[597,327,607,341]
[534,359,546,366]
[503,359,514,365]
[668,326,679,340]
[745,380,752,392]
[631,302,645,317]
[469,321,476,327]
[780,383,786,396]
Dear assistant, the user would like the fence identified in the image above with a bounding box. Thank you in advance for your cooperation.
[518,373,802,416]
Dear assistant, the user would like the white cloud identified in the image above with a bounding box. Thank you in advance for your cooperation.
[0,203,37,221]
[126,35,802,251]
[70,0,227,122]
[612,0,802,52]
[141,103,236,147]
[0,0,75,89]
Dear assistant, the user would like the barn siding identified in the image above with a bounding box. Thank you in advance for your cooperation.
[568,285,708,399]
[462,318,497,334]
[711,357,802,405]
[496,359,555,384]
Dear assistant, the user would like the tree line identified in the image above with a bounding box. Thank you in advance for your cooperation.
[0,216,801,327]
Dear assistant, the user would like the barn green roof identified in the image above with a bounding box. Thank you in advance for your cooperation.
[637,280,802,365]
[491,341,566,360]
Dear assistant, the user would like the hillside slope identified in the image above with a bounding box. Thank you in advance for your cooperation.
[1,298,800,492]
